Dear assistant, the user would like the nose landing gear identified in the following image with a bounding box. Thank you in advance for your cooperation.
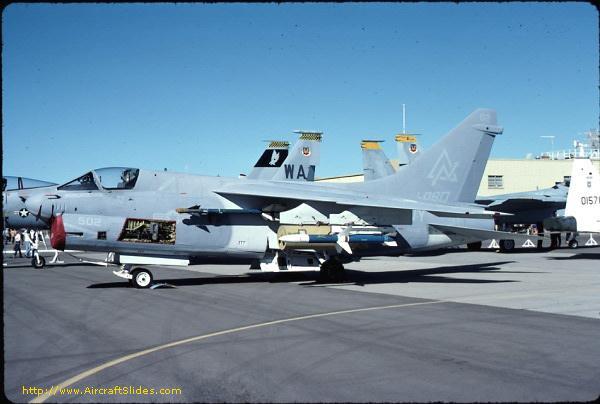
[113,265,154,288]
[131,268,153,288]
[31,254,46,269]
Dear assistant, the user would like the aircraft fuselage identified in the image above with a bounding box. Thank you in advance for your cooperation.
[21,168,494,262]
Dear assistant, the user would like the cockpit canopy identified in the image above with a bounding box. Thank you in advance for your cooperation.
[2,176,57,192]
[95,167,140,190]
[57,172,98,191]
[57,167,140,191]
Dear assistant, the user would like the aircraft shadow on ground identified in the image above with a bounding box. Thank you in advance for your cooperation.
[546,253,600,260]
[402,248,557,257]
[300,261,520,286]
[87,261,519,289]
[87,272,312,289]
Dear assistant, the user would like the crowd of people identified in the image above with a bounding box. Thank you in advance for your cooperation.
[3,228,45,259]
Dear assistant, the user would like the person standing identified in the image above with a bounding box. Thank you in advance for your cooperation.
[23,229,32,258]
[30,231,41,267]
[3,228,9,245]
[13,231,23,258]
[10,228,17,244]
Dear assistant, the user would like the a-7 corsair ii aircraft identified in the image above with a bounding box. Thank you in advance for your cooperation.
[24,109,510,288]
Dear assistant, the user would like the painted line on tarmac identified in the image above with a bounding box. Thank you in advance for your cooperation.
[30,300,444,403]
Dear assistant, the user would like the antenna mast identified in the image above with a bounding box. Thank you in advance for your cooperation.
[402,103,406,134]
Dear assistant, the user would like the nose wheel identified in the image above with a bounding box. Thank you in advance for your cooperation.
[130,268,153,289]
[32,255,46,269]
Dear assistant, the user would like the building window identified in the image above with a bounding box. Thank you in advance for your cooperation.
[488,175,503,189]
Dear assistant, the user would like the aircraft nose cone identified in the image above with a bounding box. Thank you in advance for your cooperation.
[50,215,66,250]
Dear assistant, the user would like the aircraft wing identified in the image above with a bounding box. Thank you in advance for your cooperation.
[214,181,495,217]
[479,197,566,213]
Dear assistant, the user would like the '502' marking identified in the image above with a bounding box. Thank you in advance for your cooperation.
[581,195,600,205]
[78,216,102,226]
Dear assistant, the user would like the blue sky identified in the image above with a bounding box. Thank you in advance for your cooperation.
[2,3,598,183]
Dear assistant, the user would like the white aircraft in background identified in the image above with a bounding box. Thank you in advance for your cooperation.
[544,158,599,248]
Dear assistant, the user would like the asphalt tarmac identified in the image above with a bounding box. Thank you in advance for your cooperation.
[3,247,600,402]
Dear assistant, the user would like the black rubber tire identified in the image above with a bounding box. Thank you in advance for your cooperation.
[32,256,46,269]
[568,239,579,249]
[131,268,153,289]
[499,239,515,252]
[320,260,345,282]
[319,266,330,281]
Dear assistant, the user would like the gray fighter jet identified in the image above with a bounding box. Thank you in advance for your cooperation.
[22,109,512,288]
[361,140,395,182]
[475,183,568,226]
[361,135,421,180]
[395,134,421,168]
[246,131,321,181]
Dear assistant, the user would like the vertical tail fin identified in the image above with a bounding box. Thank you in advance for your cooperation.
[247,141,290,180]
[356,109,502,204]
[361,140,396,181]
[564,158,600,233]
[395,134,420,168]
[271,131,322,182]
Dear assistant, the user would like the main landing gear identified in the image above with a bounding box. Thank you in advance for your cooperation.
[319,258,345,282]
[499,239,515,252]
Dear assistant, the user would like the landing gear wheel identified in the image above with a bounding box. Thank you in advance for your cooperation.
[467,242,482,251]
[131,268,153,289]
[319,259,345,282]
[499,239,515,252]
[32,256,46,269]
[568,239,579,249]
